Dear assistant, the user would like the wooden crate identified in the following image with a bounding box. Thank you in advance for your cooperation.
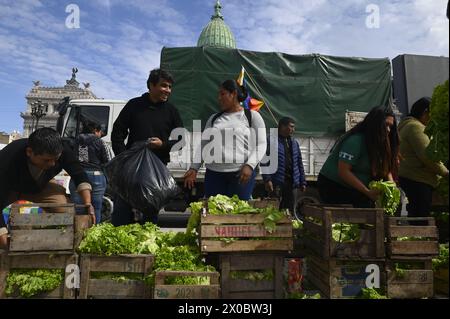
[219,253,284,299]
[386,259,433,299]
[79,254,154,299]
[200,214,293,253]
[386,217,439,258]
[0,251,77,299]
[248,198,280,209]
[434,267,449,297]
[8,203,76,252]
[305,255,385,299]
[303,205,385,260]
[154,271,220,299]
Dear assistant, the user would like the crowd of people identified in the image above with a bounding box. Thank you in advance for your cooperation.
[0,68,447,250]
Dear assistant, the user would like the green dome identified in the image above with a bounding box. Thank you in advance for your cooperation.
[197,1,236,49]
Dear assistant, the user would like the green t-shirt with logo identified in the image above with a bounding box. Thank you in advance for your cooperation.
[320,133,371,188]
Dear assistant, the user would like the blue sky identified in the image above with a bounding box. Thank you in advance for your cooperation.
[0,0,448,133]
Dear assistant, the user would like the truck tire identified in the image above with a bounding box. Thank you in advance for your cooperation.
[294,187,321,221]
[101,196,114,223]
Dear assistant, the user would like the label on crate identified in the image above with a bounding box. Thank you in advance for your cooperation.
[213,225,267,237]
[155,286,214,299]
[287,258,303,294]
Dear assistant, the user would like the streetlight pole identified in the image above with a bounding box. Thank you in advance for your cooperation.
[31,100,47,132]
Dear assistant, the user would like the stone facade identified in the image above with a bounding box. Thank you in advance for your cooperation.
[21,68,97,137]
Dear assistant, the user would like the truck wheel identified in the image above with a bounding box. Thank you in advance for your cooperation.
[294,188,321,221]
[101,196,114,223]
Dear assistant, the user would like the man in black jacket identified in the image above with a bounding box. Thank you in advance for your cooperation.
[0,128,94,248]
[111,68,183,226]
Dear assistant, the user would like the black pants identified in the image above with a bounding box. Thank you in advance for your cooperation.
[317,174,374,208]
[399,177,433,218]
[279,182,295,212]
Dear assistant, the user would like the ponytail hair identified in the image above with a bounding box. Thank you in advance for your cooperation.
[221,79,248,103]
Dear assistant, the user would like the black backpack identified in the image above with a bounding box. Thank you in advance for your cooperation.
[211,108,252,127]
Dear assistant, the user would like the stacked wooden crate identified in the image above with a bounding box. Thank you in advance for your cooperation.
[78,254,154,299]
[385,217,439,299]
[302,205,386,298]
[200,199,292,299]
[0,203,84,299]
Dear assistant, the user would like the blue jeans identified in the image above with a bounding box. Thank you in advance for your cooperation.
[111,196,158,226]
[204,169,256,200]
[70,169,107,224]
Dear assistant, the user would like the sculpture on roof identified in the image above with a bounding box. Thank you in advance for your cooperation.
[66,67,80,87]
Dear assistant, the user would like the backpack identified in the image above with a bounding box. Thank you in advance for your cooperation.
[211,108,252,127]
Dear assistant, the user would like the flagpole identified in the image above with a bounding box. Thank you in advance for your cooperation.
[242,66,279,126]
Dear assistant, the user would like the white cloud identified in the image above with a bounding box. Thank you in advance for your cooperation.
[221,0,449,59]
[0,0,448,132]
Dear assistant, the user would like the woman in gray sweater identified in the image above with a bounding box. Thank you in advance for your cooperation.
[184,80,267,200]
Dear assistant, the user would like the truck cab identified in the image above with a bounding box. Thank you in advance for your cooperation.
[57,98,126,144]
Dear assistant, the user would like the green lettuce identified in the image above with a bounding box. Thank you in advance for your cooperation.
[369,180,401,216]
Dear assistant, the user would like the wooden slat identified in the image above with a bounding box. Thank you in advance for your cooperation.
[249,199,280,209]
[154,285,220,299]
[303,236,326,258]
[389,241,439,256]
[201,239,293,253]
[9,228,74,252]
[303,205,324,220]
[228,279,273,292]
[434,268,449,282]
[274,254,283,299]
[226,254,278,270]
[83,255,154,273]
[303,219,323,238]
[387,283,433,299]
[87,279,149,298]
[79,254,91,299]
[74,215,93,249]
[307,255,330,274]
[201,224,292,238]
[155,271,219,285]
[6,252,76,269]
[388,226,438,238]
[220,255,231,299]
[387,217,435,226]
[375,210,385,258]
[10,213,74,227]
[331,211,378,224]
[201,214,291,224]
[305,268,330,298]
[323,210,332,257]
[331,242,377,259]
[0,269,7,299]
[387,270,433,283]
[10,203,76,209]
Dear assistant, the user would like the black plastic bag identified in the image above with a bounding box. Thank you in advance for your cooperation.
[105,141,181,215]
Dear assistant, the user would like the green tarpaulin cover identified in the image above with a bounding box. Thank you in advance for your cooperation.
[160,46,392,136]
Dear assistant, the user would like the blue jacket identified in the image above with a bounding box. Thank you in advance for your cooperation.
[261,136,307,188]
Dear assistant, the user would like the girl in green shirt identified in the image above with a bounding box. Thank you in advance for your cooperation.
[318,106,399,208]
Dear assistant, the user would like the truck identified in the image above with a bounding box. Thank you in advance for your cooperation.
[57,48,448,220]
[56,46,396,220]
